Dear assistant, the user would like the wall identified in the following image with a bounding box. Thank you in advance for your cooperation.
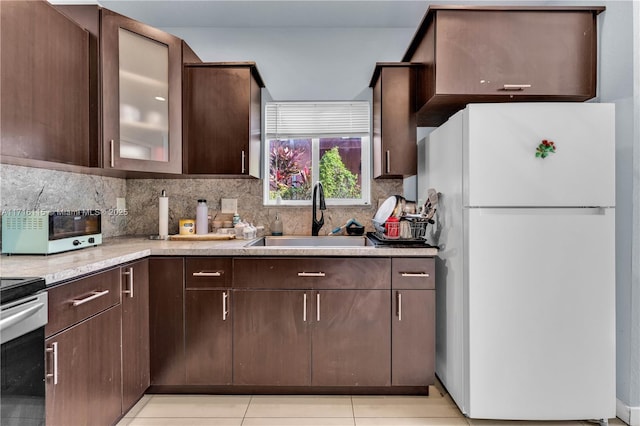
[0,164,128,238]
[597,1,640,424]
[125,178,402,237]
[162,27,412,101]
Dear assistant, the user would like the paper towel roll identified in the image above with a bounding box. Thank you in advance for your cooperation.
[159,191,169,238]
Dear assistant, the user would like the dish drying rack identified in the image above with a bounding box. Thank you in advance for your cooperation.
[372,188,438,241]
[372,217,430,241]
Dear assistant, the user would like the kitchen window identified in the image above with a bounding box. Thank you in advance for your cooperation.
[263,101,371,206]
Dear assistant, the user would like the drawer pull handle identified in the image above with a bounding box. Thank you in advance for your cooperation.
[303,293,307,322]
[400,272,430,278]
[71,290,110,307]
[297,272,325,277]
[385,150,391,174]
[122,267,134,298]
[222,291,229,321]
[46,342,59,385]
[193,271,222,277]
[110,140,115,168]
[502,84,531,91]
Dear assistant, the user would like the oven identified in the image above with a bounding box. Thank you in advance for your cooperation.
[1,277,47,426]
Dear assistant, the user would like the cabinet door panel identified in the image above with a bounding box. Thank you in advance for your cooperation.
[371,65,417,178]
[185,257,232,289]
[45,306,121,426]
[392,258,435,290]
[185,290,232,384]
[234,258,390,290]
[46,267,121,337]
[102,10,182,173]
[1,0,90,166]
[149,257,185,385]
[312,290,390,386]
[121,259,150,411]
[436,10,595,97]
[392,290,435,386]
[233,290,310,385]
[184,67,250,174]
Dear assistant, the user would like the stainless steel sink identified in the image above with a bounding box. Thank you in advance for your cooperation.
[245,235,374,248]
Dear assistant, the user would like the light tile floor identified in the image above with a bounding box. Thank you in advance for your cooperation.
[117,384,626,426]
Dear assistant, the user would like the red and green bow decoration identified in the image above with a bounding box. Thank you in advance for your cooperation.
[536,139,556,158]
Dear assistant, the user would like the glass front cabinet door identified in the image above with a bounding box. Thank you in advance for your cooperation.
[102,10,182,173]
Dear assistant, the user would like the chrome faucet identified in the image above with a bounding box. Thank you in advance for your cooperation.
[312,181,326,236]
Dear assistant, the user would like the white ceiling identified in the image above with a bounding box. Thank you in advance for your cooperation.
[50,0,582,30]
[96,1,431,29]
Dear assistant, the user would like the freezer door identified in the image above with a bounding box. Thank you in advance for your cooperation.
[465,207,615,420]
[464,103,615,207]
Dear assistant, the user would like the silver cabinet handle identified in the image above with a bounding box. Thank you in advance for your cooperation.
[400,272,430,278]
[297,272,325,277]
[385,150,390,174]
[110,139,115,168]
[222,291,229,321]
[502,84,531,91]
[303,293,307,322]
[397,291,402,321]
[241,150,246,174]
[192,271,222,277]
[122,267,134,298]
[71,290,110,307]
[46,342,59,385]
[316,293,320,322]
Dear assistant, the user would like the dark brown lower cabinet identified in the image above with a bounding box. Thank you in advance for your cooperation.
[45,306,122,426]
[146,256,436,391]
[185,289,232,384]
[391,289,435,386]
[233,290,311,386]
[312,290,390,386]
[121,259,150,411]
[149,257,185,385]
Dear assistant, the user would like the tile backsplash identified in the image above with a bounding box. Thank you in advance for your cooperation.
[0,164,128,238]
[1,164,404,239]
[126,178,403,236]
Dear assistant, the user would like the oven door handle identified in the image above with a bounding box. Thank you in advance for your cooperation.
[0,302,45,332]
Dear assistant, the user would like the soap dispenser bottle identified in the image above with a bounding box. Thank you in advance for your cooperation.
[271,212,283,236]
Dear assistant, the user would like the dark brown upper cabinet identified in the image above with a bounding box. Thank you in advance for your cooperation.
[1,1,92,167]
[183,63,264,176]
[370,63,417,178]
[55,5,202,174]
[101,9,184,173]
[402,6,605,127]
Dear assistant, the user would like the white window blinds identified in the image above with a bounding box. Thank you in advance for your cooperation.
[265,101,370,137]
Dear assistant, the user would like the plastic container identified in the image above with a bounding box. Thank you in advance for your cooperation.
[196,199,208,235]
[385,216,400,239]
[234,221,246,239]
[179,219,195,235]
[271,212,283,236]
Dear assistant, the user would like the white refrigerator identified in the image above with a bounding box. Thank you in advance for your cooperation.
[424,103,616,422]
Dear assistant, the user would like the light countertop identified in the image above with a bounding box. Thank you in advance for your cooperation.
[0,236,438,285]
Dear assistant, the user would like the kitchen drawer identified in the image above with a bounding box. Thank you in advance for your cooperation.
[391,258,435,289]
[46,268,121,336]
[185,257,232,289]
[234,257,390,290]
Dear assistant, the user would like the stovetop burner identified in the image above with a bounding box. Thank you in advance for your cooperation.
[0,277,46,305]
